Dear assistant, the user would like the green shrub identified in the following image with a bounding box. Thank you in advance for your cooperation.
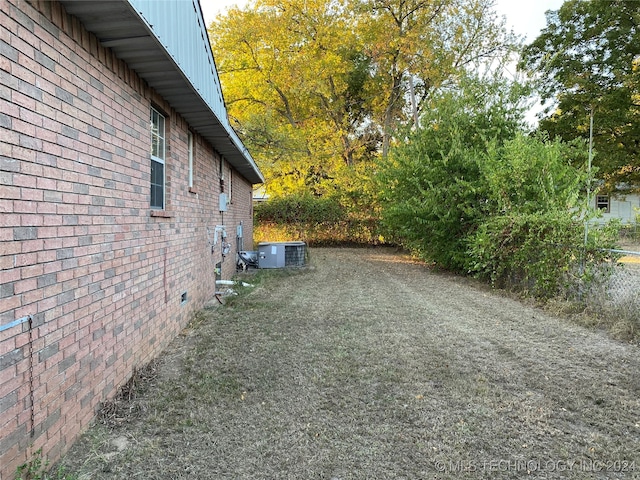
[377,76,525,271]
[468,211,584,297]
[254,193,384,246]
[466,134,596,297]
[254,194,344,225]
[378,77,619,298]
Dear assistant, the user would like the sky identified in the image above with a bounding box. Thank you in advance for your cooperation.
[494,0,564,42]
[201,0,565,41]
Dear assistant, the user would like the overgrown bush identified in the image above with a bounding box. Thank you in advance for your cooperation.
[377,75,525,272]
[254,193,383,246]
[470,212,581,297]
[378,76,620,298]
[254,194,344,225]
[467,134,595,297]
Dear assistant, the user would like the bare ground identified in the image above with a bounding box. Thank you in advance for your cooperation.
[59,248,640,479]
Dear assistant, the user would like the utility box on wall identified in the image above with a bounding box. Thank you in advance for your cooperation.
[258,241,306,268]
[219,193,228,212]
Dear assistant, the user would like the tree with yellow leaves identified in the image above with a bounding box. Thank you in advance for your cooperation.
[210,0,518,198]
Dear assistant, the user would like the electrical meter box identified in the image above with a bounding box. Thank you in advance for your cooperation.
[258,241,306,269]
[219,193,228,212]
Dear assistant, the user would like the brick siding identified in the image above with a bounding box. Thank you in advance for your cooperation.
[0,1,256,477]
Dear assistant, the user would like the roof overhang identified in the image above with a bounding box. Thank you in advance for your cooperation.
[59,0,264,184]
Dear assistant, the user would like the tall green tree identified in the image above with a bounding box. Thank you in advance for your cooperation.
[519,0,640,191]
[356,0,519,156]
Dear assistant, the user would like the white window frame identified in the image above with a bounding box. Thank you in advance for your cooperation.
[150,107,166,209]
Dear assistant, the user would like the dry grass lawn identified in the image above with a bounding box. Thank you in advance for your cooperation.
[58,248,640,479]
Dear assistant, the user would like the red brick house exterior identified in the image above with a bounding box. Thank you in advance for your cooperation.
[0,1,263,477]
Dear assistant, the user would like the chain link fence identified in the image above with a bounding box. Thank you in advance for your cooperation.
[568,248,640,329]
[601,249,640,316]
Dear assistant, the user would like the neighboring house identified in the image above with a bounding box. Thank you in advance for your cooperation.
[591,191,640,224]
[0,0,263,477]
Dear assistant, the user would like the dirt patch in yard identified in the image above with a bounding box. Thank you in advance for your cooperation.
[58,248,640,479]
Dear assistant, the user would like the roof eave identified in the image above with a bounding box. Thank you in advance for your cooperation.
[58,0,264,184]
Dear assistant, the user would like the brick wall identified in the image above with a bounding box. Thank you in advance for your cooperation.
[0,1,256,477]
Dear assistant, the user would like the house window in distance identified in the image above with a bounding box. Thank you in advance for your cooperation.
[150,107,166,209]
[596,195,610,213]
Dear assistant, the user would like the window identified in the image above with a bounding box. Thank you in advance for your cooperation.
[596,195,610,213]
[219,158,232,203]
[150,107,166,209]
[188,131,194,189]
[219,156,225,193]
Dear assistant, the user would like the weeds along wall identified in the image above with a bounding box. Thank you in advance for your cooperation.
[0,1,255,477]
